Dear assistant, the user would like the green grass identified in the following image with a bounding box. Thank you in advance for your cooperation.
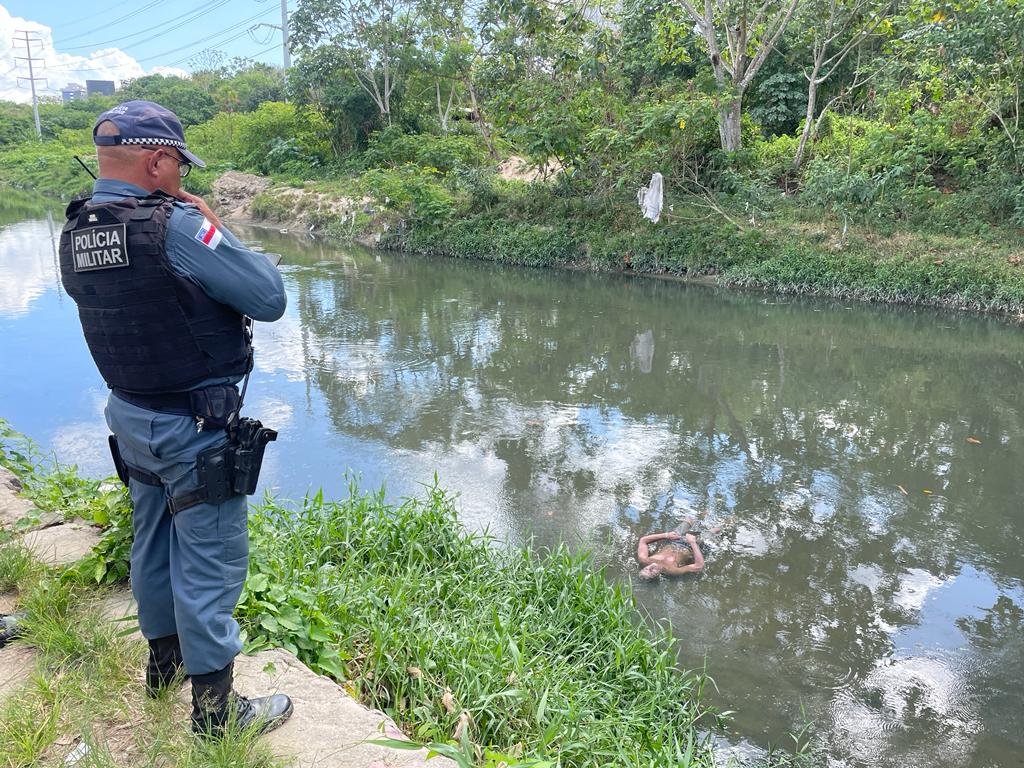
[0,418,133,584]
[2,420,717,766]
[237,483,718,768]
[0,540,35,592]
[382,195,1024,315]
[0,551,283,768]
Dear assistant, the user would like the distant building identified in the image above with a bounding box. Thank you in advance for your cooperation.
[85,80,116,97]
[61,83,86,103]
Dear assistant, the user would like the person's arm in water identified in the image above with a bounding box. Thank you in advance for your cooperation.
[637,532,682,564]
[662,534,705,575]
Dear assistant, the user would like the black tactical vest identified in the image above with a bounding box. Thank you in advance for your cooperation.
[58,194,251,394]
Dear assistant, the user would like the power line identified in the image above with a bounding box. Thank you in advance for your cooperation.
[48,4,263,77]
[54,1,164,46]
[232,43,283,66]
[50,8,270,74]
[248,0,291,78]
[48,1,132,33]
[137,6,278,64]
[13,30,46,139]
[167,29,263,68]
[60,0,231,52]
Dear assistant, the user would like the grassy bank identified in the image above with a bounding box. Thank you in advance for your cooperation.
[5,130,1024,315]
[0,542,281,768]
[378,190,1024,315]
[0,421,718,767]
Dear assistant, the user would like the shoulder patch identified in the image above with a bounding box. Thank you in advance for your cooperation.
[194,217,223,250]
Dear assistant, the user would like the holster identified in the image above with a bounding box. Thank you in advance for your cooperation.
[108,435,130,486]
[230,418,278,495]
[106,417,277,514]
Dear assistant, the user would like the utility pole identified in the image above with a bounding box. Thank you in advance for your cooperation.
[13,29,46,139]
[252,1,291,90]
[280,0,291,70]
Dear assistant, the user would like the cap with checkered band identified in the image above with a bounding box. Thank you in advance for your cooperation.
[93,100,206,168]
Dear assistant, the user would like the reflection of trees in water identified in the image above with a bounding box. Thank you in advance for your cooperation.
[280,242,1024,762]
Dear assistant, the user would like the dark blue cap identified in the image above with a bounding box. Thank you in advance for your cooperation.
[93,100,206,168]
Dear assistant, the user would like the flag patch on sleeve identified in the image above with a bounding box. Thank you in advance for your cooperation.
[194,218,223,250]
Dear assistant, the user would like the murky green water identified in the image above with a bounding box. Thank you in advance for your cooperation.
[3,202,1023,766]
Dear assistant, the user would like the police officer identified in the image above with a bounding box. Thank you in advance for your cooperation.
[58,101,292,736]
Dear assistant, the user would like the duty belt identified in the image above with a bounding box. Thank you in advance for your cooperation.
[112,385,241,431]
[112,388,194,416]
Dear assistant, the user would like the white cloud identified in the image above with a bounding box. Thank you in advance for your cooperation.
[0,6,188,104]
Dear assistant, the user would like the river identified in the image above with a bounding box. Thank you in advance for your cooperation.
[2,200,1022,767]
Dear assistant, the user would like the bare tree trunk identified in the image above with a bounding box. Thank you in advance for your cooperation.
[719,98,743,151]
[465,78,498,159]
[794,69,820,170]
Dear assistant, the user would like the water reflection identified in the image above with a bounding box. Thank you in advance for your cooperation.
[3,212,1024,767]
[0,218,61,318]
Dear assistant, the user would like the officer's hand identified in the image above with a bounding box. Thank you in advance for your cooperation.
[177,190,224,231]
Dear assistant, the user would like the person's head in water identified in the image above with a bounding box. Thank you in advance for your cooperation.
[639,563,663,580]
[638,548,694,580]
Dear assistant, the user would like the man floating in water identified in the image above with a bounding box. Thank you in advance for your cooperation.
[637,516,719,579]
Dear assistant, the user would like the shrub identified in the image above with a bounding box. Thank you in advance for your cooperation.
[186,101,332,175]
[363,126,490,173]
[358,165,454,224]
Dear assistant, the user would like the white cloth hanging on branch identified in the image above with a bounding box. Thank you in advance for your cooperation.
[637,172,664,223]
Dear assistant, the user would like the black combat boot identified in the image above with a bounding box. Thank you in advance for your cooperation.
[0,613,26,648]
[145,634,189,697]
[190,661,293,737]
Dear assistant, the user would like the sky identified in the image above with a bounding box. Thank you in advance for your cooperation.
[0,0,292,103]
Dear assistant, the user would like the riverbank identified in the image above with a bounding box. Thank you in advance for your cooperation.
[6,136,1024,315]
[213,170,1024,317]
[0,420,718,767]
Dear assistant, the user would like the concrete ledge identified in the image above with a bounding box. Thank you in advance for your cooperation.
[22,523,101,566]
[234,648,458,768]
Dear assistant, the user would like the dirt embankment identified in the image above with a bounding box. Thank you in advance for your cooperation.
[210,170,272,222]
[212,171,382,244]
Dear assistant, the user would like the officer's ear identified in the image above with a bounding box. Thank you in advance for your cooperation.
[143,149,163,179]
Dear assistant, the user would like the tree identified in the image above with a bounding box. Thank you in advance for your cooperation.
[291,0,423,124]
[792,0,888,169]
[679,0,802,150]
[118,75,217,126]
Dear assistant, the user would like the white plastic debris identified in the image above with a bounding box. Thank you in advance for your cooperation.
[637,172,664,223]
[64,742,90,766]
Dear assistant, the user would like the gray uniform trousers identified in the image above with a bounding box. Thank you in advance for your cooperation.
[105,394,248,676]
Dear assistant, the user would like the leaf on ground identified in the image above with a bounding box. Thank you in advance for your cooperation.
[408,666,422,678]
[922,489,933,495]
[966,437,981,444]
[896,485,908,496]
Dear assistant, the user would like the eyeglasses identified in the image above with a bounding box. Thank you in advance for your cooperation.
[140,146,192,178]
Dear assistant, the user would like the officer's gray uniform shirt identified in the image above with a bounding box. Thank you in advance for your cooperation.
[94,179,286,675]
[91,179,286,323]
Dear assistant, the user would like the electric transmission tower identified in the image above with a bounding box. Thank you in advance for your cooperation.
[13,29,46,139]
